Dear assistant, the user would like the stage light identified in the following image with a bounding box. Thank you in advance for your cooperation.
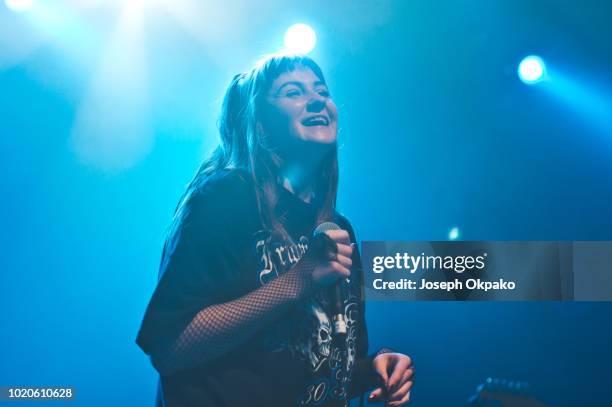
[71,0,151,172]
[284,23,316,54]
[518,55,546,84]
[5,0,33,12]
[449,227,460,241]
[542,72,612,135]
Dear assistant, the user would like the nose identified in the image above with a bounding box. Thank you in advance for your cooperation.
[306,90,327,112]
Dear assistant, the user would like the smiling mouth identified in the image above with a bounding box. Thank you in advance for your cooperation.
[301,115,330,126]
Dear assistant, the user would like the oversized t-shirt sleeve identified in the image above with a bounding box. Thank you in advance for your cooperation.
[136,177,239,359]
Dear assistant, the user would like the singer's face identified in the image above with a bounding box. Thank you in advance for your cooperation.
[261,67,338,155]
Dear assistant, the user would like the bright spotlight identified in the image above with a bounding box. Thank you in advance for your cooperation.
[518,55,547,84]
[449,227,460,241]
[5,0,33,12]
[284,23,317,54]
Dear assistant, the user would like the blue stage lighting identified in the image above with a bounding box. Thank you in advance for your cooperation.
[518,55,547,84]
[284,23,317,54]
[449,227,460,240]
[5,0,32,11]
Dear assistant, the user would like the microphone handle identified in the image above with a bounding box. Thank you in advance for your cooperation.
[311,223,348,336]
[330,282,347,336]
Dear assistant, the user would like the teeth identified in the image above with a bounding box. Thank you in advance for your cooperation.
[304,117,328,125]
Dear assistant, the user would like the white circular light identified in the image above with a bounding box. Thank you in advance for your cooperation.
[284,23,317,54]
[5,0,33,12]
[518,55,546,84]
[449,227,460,241]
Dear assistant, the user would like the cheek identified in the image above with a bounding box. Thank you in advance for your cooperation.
[279,103,308,137]
[328,102,339,125]
[277,102,304,125]
[261,104,307,148]
[264,105,294,134]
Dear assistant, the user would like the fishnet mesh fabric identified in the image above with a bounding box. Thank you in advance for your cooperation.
[153,252,320,376]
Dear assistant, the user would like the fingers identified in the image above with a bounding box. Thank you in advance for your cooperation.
[389,366,414,396]
[333,253,352,269]
[329,260,350,278]
[336,242,353,257]
[311,229,356,286]
[312,260,350,286]
[373,357,389,387]
[371,354,415,406]
[367,387,384,404]
[323,229,354,259]
[388,391,411,406]
[387,356,411,393]
[388,371,414,402]
[324,229,351,245]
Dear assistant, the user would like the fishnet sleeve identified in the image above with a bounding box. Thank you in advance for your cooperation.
[151,251,320,376]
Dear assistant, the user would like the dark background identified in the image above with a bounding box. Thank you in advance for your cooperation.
[1,0,611,405]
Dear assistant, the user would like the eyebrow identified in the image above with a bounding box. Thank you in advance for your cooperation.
[275,80,327,94]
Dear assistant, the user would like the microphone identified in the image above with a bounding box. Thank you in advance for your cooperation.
[313,222,347,336]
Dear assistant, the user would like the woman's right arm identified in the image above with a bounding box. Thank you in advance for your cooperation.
[151,230,354,377]
[151,252,317,376]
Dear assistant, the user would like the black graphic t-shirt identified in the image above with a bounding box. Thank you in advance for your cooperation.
[136,168,381,406]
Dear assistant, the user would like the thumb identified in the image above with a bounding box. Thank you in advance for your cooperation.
[367,387,384,403]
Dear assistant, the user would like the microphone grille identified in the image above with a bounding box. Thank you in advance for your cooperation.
[314,221,340,236]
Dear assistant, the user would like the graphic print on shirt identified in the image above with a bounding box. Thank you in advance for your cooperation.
[254,229,309,285]
[253,229,359,406]
[298,294,359,407]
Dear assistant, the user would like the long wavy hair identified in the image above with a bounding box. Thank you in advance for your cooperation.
[178,54,339,242]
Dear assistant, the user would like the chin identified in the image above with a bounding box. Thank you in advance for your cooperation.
[303,130,337,145]
[313,137,336,145]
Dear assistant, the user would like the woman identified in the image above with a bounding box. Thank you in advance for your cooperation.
[136,54,414,406]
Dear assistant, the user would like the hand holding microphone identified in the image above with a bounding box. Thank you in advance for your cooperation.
[310,223,354,337]
[310,227,354,287]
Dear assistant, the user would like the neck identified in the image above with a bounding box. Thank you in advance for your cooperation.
[279,155,321,204]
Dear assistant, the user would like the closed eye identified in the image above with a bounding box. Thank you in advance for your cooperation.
[286,89,302,97]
